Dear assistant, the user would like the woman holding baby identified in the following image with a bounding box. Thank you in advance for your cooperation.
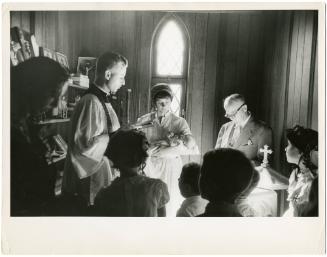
[137,83,199,217]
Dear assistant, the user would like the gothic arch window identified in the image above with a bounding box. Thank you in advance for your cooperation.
[151,16,189,117]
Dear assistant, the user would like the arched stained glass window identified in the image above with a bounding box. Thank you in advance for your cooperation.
[151,16,189,117]
[156,21,185,76]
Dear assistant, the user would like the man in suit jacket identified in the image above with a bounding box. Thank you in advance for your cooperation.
[215,94,273,166]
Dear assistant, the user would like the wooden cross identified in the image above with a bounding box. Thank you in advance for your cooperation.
[259,145,273,167]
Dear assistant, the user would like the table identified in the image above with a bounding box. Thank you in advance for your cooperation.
[255,166,289,216]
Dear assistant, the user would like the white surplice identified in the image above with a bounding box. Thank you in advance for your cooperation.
[62,93,120,205]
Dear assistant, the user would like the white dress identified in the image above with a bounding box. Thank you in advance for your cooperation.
[138,111,198,217]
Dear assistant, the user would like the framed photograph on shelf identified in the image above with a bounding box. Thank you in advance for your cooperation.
[39,46,56,61]
[76,57,97,82]
[56,52,69,69]
[30,35,39,57]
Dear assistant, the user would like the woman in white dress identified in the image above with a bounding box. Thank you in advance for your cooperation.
[137,83,199,216]
[283,125,318,217]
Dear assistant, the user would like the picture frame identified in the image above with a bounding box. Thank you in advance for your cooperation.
[30,35,39,57]
[39,46,56,61]
[76,56,97,81]
[56,52,69,69]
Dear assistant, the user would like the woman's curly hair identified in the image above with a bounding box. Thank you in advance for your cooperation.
[286,125,318,171]
[105,129,149,169]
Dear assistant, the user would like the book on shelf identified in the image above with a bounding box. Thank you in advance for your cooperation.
[71,74,89,88]
[53,134,68,153]
[39,46,57,61]
[30,35,39,57]
[11,27,36,61]
[45,134,68,165]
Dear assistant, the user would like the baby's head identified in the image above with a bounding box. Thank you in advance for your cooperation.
[178,162,201,198]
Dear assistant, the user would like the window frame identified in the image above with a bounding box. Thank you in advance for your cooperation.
[151,15,189,118]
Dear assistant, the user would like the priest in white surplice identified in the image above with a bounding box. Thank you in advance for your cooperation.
[62,52,128,206]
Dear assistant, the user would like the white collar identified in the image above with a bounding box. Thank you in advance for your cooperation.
[95,84,110,97]
[183,195,205,203]
[156,110,171,119]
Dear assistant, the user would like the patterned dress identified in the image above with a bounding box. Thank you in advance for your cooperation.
[94,175,169,216]
[284,165,317,217]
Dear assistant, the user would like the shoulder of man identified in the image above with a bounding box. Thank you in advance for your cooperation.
[251,117,272,131]
[81,92,101,103]
[75,93,103,110]
[219,121,233,132]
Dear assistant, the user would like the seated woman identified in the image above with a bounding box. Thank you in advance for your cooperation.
[94,129,170,217]
[198,148,259,217]
[136,83,199,217]
[11,57,70,216]
[284,125,318,217]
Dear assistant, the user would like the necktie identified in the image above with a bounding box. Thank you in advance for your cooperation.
[228,124,241,147]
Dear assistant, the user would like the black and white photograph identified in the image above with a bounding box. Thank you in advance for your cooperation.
[56,51,69,69]
[39,46,57,60]
[2,2,325,255]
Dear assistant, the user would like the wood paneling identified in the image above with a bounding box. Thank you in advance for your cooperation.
[285,11,317,129]
[188,13,208,154]
[214,12,267,151]
[201,14,220,155]
[261,10,317,175]
[10,11,31,31]
[10,11,318,173]
[261,11,292,174]
[311,49,318,130]
[137,12,155,116]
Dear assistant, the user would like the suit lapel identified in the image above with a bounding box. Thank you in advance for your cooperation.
[234,117,255,148]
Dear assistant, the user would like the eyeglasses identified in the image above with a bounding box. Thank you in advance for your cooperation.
[225,103,245,119]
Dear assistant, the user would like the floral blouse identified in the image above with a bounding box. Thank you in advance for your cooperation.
[286,164,317,216]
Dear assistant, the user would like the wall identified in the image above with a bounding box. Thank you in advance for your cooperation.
[212,12,267,153]
[10,11,318,174]
[261,11,318,174]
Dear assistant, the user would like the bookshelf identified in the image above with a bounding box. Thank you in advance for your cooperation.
[35,118,70,125]
[68,83,88,90]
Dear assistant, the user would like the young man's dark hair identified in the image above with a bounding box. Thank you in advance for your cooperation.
[198,148,258,216]
[95,51,128,81]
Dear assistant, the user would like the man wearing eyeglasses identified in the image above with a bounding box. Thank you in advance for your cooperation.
[215,93,272,166]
